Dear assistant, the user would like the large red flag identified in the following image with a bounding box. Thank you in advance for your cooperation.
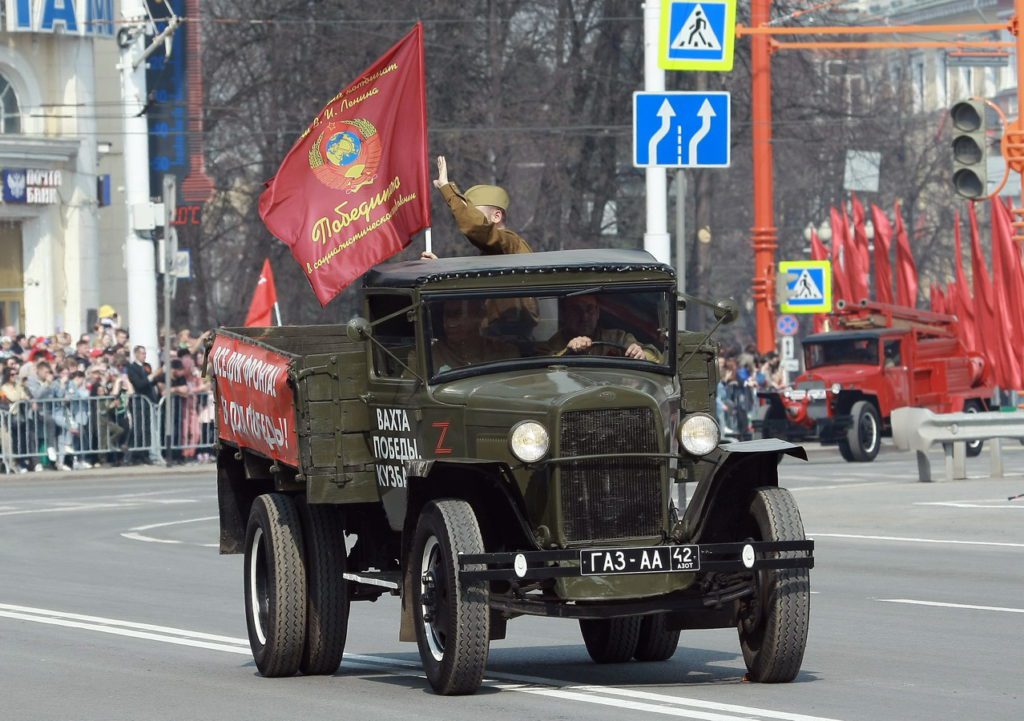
[810,228,828,333]
[893,202,918,308]
[928,281,947,315]
[848,195,870,302]
[968,203,1001,385]
[829,207,851,304]
[990,199,1024,388]
[869,204,894,305]
[244,258,278,327]
[258,24,430,306]
[951,212,976,352]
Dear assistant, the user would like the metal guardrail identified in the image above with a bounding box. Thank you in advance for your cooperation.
[0,393,215,473]
[891,406,1024,482]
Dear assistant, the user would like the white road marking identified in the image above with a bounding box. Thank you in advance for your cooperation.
[879,599,1024,614]
[789,482,894,492]
[0,498,197,517]
[121,515,219,547]
[1,603,845,721]
[809,532,1024,548]
[915,500,1024,509]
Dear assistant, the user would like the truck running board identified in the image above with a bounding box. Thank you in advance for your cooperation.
[343,572,401,590]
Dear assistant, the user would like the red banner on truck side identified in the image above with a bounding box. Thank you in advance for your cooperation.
[210,334,299,467]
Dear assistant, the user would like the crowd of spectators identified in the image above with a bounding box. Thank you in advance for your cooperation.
[0,309,214,473]
[716,343,786,439]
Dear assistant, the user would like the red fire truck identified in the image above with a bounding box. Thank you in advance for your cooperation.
[756,300,994,462]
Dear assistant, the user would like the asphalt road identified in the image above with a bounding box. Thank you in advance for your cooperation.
[2,442,1022,721]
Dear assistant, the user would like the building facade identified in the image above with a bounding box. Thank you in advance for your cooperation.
[0,0,128,337]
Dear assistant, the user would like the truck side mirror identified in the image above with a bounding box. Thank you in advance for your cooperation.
[346,317,373,342]
[713,298,739,325]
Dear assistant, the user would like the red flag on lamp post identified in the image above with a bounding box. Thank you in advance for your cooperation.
[258,23,430,306]
[893,202,918,308]
[869,203,894,305]
[244,258,280,327]
[829,207,851,305]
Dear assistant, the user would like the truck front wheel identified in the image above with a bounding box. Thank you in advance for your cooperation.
[412,499,490,695]
[579,617,641,663]
[244,493,307,677]
[738,487,810,683]
[839,400,880,462]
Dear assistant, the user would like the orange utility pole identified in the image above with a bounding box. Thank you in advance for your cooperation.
[740,11,1022,353]
[750,0,776,355]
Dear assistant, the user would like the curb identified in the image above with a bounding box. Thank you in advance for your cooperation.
[2,462,214,481]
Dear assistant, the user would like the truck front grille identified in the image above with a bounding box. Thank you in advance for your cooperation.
[558,407,662,543]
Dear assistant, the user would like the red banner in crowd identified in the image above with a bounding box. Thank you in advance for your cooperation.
[210,334,298,467]
[258,23,430,306]
[244,258,278,327]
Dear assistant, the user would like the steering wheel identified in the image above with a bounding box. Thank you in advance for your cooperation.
[568,340,629,357]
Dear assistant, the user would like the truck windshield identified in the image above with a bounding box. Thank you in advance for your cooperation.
[804,337,879,368]
[424,288,673,379]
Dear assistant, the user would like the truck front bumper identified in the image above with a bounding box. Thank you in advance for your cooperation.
[457,539,813,619]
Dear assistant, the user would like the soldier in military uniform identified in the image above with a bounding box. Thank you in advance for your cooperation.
[540,294,660,362]
[428,155,531,256]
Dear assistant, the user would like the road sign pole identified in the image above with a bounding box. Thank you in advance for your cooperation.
[751,0,777,355]
[644,0,671,264]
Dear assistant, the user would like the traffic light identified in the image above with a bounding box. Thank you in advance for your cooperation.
[950,99,987,199]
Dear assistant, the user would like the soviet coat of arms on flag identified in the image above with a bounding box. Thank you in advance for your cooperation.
[258,23,430,306]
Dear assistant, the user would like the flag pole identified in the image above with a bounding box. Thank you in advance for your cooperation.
[273,302,282,326]
[425,227,432,255]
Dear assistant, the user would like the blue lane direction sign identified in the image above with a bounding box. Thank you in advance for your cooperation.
[779,260,832,314]
[633,92,730,168]
[659,0,737,72]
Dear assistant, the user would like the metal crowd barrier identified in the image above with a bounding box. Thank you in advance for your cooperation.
[891,406,1024,482]
[0,392,216,473]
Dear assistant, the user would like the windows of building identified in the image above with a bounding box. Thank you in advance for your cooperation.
[0,74,21,134]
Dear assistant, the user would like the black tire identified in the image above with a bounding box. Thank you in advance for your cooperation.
[837,440,855,462]
[412,499,490,695]
[963,400,985,457]
[633,614,680,662]
[297,501,349,675]
[844,400,881,462]
[244,493,307,677]
[738,487,810,683]
[579,617,642,663]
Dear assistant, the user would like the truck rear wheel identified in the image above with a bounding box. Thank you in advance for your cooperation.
[244,493,307,677]
[298,501,349,675]
[412,499,490,695]
[738,487,810,683]
[579,617,641,663]
[840,400,880,462]
[633,614,680,662]
[964,400,985,457]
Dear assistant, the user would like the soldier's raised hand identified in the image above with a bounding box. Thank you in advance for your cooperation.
[433,155,449,189]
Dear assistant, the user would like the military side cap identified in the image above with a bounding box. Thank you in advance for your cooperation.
[465,184,509,211]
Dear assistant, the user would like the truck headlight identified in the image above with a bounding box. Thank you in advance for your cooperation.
[677,413,720,456]
[509,421,549,463]
[830,383,842,395]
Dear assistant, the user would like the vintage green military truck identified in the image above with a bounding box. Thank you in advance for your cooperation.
[210,249,814,695]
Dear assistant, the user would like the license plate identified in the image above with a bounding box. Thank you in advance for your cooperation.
[579,545,700,576]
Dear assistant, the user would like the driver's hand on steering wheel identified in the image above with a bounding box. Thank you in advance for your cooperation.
[624,343,645,360]
[567,336,593,353]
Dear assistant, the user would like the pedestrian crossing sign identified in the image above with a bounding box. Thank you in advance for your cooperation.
[659,0,737,72]
[778,260,832,314]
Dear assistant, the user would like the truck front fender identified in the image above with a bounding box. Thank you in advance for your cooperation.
[678,440,807,544]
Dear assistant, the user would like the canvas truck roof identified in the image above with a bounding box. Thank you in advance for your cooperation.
[362,249,675,291]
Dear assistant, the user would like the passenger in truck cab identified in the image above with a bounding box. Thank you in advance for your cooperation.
[429,299,518,374]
